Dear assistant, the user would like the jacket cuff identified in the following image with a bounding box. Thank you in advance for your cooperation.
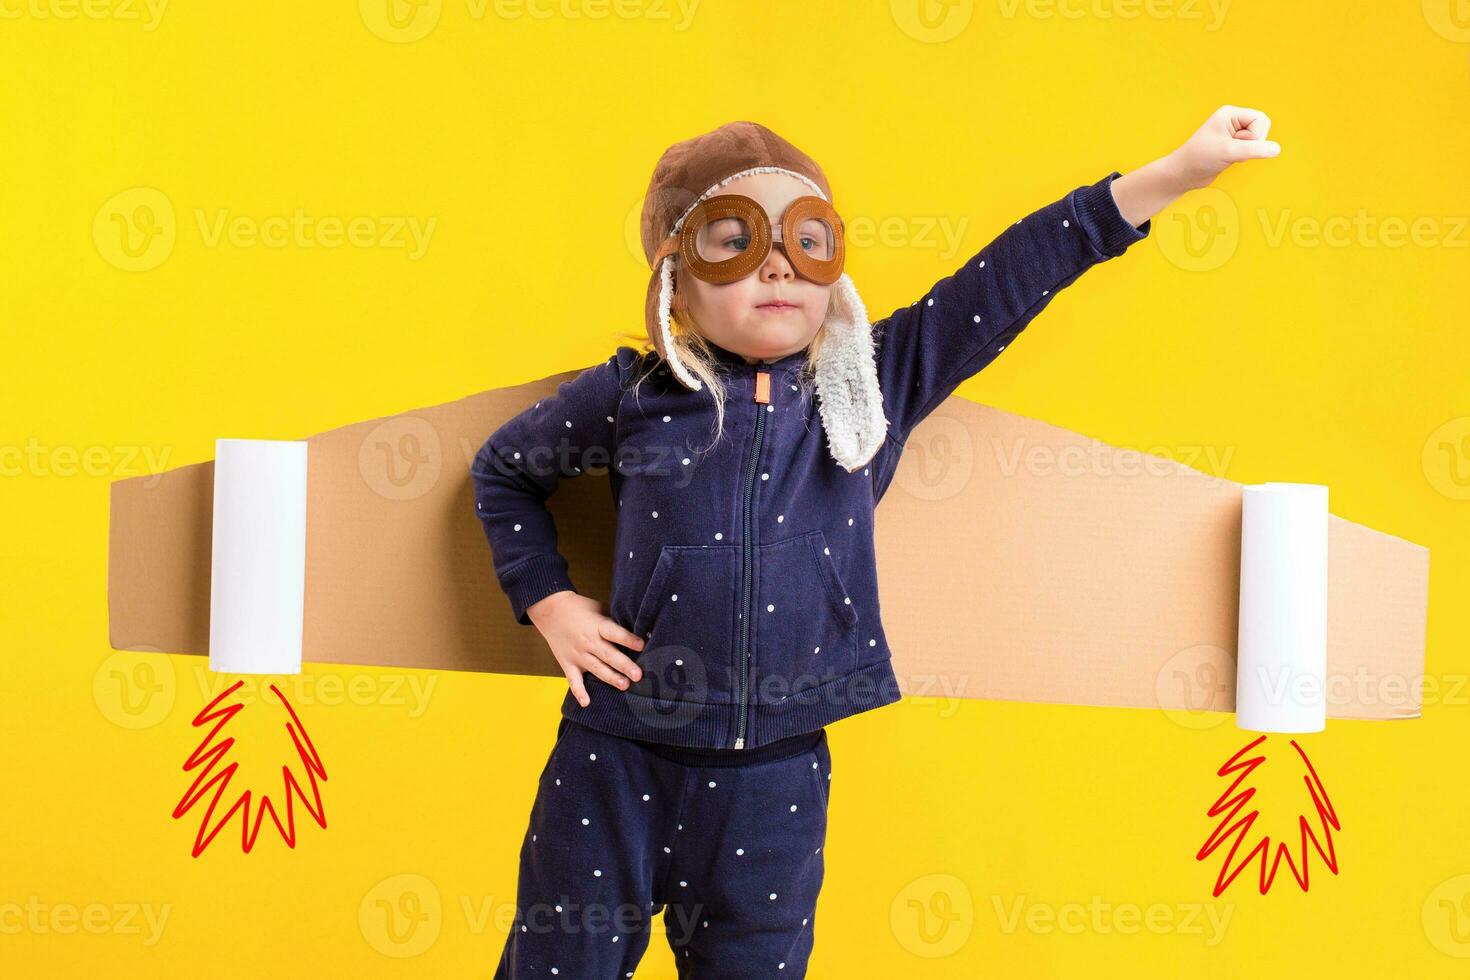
[1075,170,1150,257]
[501,553,576,627]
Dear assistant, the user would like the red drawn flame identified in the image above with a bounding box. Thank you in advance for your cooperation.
[172,679,328,857]
[1197,734,1340,896]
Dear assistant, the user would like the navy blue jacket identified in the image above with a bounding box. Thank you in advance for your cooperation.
[472,171,1151,750]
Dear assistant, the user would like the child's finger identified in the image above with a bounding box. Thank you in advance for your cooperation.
[599,617,646,652]
[1230,107,1271,141]
[579,649,632,691]
[590,640,644,683]
[563,664,591,707]
[1226,137,1282,161]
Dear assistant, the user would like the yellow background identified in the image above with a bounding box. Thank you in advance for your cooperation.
[3,1,1468,975]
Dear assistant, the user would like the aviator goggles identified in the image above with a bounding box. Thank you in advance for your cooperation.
[651,193,846,285]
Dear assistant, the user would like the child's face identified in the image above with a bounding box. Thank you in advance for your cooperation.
[674,172,834,364]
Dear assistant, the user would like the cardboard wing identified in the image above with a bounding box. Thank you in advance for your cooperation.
[108,367,1430,721]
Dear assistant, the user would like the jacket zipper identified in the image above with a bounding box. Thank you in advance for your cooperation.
[734,369,770,749]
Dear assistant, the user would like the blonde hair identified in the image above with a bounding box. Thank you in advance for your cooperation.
[619,265,826,455]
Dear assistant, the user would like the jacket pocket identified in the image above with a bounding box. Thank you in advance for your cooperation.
[753,529,859,701]
[629,543,740,705]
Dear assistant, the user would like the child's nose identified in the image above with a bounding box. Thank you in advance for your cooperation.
[760,240,797,279]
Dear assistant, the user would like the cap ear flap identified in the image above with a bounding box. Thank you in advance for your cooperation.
[813,273,888,472]
[644,255,703,391]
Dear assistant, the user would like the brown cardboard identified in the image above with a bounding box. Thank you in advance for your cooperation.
[108,366,1430,721]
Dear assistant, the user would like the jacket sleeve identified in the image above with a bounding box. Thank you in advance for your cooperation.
[471,348,633,626]
[873,171,1151,442]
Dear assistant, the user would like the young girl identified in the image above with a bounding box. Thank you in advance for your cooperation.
[473,111,1277,977]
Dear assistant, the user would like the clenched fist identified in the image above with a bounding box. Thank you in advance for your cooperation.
[1110,104,1281,229]
[1168,104,1281,191]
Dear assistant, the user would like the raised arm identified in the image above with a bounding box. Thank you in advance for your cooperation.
[874,105,1279,443]
[872,170,1149,441]
[471,347,634,626]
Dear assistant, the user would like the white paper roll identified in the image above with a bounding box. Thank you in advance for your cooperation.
[208,438,308,675]
[1235,482,1328,732]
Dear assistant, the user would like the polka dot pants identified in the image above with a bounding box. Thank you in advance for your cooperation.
[494,718,833,978]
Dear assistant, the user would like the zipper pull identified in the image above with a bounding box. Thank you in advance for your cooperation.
[753,370,770,404]
[733,736,745,749]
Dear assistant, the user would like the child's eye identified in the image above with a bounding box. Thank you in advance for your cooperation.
[724,235,750,251]
[800,236,817,252]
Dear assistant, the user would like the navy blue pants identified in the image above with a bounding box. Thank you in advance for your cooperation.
[494,717,833,978]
